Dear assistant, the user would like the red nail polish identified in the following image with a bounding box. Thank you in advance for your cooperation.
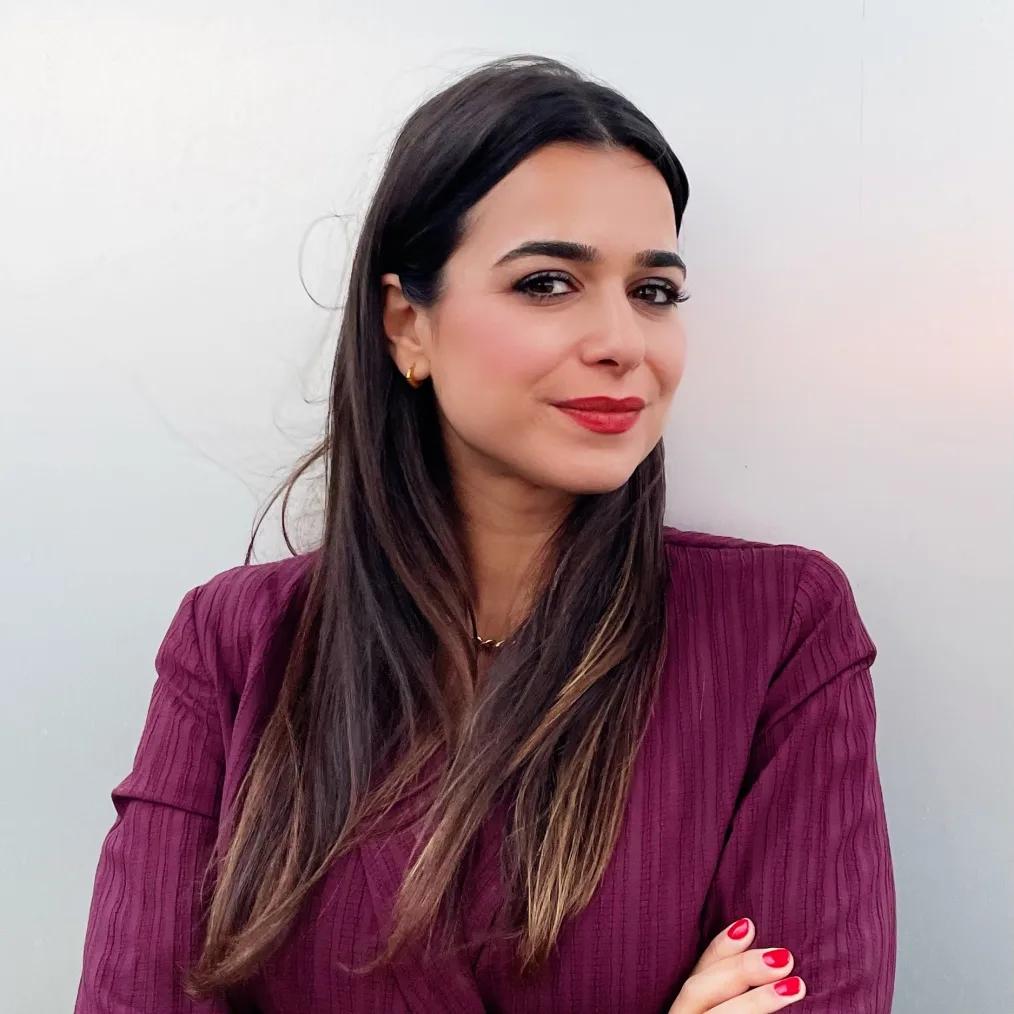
[763,948,791,968]
[774,977,802,997]
[727,919,751,940]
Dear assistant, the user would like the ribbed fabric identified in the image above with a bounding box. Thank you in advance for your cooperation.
[75,528,896,1013]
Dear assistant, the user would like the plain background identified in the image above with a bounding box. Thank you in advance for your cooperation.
[1,2,1011,1011]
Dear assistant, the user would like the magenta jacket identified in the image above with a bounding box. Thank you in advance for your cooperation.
[76,529,896,1012]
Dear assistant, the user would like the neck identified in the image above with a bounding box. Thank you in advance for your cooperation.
[453,467,574,644]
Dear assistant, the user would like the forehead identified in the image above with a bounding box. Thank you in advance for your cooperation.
[459,142,679,259]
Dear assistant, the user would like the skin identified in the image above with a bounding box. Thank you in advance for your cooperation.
[383,141,805,1012]
[671,919,807,1013]
[382,141,687,641]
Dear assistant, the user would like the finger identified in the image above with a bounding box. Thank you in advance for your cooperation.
[690,919,756,974]
[708,976,807,1013]
[672,948,796,1014]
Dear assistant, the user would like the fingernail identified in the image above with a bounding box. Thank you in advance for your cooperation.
[774,976,802,997]
[727,918,751,940]
[763,948,792,968]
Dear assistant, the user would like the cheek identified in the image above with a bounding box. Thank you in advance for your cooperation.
[649,320,687,403]
[434,294,559,388]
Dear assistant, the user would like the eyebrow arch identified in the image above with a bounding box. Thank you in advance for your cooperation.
[494,239,686,275]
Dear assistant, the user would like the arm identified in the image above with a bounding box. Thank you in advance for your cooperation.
[700,552,897,1012]
[76,586,231,1013]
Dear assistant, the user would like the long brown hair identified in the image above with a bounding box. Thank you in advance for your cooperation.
[189,54,690,995]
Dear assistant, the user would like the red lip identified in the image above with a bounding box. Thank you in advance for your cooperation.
[553,396,645,435]
[553,396,646,412]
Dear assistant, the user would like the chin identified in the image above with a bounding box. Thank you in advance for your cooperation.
[542,460,640,496]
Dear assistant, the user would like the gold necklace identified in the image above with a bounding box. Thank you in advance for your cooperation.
[475,633,505,650]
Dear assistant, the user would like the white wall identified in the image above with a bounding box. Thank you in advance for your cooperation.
[1,3,1010,1011]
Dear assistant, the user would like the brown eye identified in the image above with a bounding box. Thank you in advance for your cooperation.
[632,280,689,306]
[513,271,575,299]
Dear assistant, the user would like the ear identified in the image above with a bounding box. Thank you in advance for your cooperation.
[381,272,432,383]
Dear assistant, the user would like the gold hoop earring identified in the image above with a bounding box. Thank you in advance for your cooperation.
[405,364,423,388]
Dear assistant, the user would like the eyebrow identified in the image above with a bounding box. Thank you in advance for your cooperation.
[493,239,686,275]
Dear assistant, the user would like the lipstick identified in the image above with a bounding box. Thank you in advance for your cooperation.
[553,396,645,435]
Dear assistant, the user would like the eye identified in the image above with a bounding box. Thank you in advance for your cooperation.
[512,271,689,306]
[513,270,575,300]
[632,278,690,307]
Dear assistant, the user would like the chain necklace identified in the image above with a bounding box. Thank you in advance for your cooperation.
[475,633,505,650]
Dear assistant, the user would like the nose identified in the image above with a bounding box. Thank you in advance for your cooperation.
[579,284,646,374]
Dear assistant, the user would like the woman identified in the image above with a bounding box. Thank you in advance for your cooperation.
[76,56,896,1013]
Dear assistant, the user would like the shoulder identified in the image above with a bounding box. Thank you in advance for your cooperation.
[174,550,319,699]
[663,525,859,603]
[661,525,874,673]
[663,524,841,582]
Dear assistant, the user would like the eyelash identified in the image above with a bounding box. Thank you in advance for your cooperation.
[512,270,689,306]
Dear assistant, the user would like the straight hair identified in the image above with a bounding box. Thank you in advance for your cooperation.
[189,54,689,995]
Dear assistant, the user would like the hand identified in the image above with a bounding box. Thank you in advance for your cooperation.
[668,918,807,1013]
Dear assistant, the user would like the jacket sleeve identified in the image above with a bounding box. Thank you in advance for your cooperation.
[700,552,897,1012]
[75,586,231,1013]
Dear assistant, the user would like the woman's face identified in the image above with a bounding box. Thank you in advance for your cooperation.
[384,141,687,496]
